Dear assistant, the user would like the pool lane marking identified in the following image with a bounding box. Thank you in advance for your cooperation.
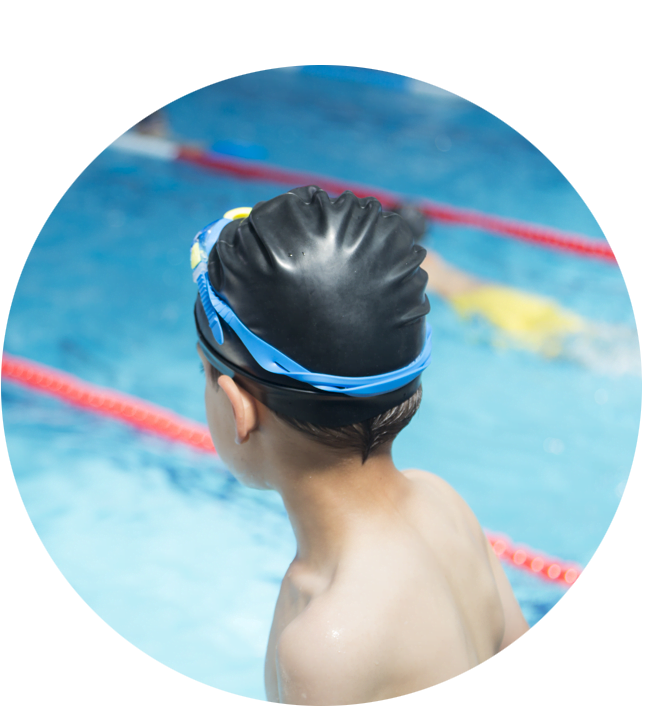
[486,531,647,670]
[111,132,615,264]
[1,352,215,454]
[2,352,582,586]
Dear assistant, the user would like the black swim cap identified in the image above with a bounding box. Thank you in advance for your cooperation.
[195,186,430,425]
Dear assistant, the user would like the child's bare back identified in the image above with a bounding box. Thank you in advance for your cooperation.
[264,469,528,704]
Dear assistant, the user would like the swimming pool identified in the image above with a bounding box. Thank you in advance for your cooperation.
[2,67,641,700]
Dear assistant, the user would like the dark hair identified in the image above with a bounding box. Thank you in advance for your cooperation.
[204,344,422,462]
[274,386,423,463]
[207,362,222,391]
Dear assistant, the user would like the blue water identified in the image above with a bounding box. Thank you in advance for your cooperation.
[2,67,641,700]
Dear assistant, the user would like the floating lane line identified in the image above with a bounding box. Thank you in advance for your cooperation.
[2,353,215,454]
[111,132,615,263]
[2,351,582,586]
[486,531,647,675]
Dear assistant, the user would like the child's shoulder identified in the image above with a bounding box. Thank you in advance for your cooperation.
[402,468,483,530]
[402,467,446,487]
[402,468,478,513]
[273,470,495,704]
[274,584,386,704]
[402,466,458,492]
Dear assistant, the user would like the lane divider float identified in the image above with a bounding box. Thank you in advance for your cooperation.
[486,531,647,670]
[2,353,215,454]
[2,351,582,586]
[111,132,615,263]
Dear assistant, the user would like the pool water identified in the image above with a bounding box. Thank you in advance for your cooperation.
[2,67,641,700]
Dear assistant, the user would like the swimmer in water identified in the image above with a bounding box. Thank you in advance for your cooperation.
[392,204,586,356]
[191,187,528,704]
[133,109,169,138]
[130,111,226,156]
[392,204,641,373]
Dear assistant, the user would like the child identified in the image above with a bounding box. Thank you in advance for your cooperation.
[133,108,169,137]
[392,204,586,358]
[191,186,528,704]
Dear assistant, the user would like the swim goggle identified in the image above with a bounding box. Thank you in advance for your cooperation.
[191,208,433,398]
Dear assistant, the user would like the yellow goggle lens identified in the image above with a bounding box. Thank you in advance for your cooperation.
[224,206,252,220]
[190,242,202,269]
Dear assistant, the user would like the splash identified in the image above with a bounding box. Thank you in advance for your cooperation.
[448,284,641,377]
[562,322,642,377]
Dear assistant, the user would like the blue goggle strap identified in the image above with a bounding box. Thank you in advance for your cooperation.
[192,217,433,397]
[191,218,233,345]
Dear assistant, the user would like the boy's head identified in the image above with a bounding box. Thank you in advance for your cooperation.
[192,186,431,463]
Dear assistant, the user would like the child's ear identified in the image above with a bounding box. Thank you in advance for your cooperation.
[217,375,259,444]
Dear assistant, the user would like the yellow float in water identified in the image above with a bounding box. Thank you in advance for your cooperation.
[448,284,586,356]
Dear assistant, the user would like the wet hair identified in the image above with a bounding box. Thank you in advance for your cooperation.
[275,386,423,463]
[203,357,422,463]
[205,360,220,388]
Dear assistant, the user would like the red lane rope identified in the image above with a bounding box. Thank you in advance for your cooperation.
[415,201,614,261]
[2,353,215,454]
[176,145,615,263]
[486,531,647,669]
[177,146,408,208]
[2,352,581,586]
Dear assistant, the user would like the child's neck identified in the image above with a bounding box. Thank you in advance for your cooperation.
[271,446,410,575]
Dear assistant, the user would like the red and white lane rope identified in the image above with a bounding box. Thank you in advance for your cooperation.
[2,352,582,586]
[111,132,615,263]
